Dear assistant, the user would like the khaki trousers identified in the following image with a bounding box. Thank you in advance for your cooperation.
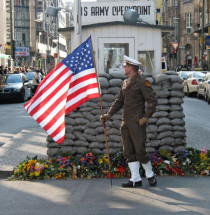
[120,120,150,164]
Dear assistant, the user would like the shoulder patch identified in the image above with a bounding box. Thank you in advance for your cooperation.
[145,80,151,87]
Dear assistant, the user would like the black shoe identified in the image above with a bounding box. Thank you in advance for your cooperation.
[148,176,157,186]
[122,180,142,188]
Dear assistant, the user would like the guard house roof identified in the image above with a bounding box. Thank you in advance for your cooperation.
[58,21,174,33]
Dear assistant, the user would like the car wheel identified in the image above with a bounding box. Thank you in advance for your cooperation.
[20,91,26,102]
[204,91,207,101]
[197,92,201,99]
[207,91,210,104]
[187,86,191,97]
[28,88,32,100]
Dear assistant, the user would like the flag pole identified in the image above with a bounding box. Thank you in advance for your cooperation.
[90,37,112,187]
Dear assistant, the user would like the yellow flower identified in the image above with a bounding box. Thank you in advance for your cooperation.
[200,153,207,160]
[44,164,48,168]
[30,172,35,177]
[98,159,103,164]
[35,171,40,177]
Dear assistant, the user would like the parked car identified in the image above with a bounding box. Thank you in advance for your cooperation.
[183,71,205,96]
[0,73,32,102]
[206,85,210,104]
[178,71,193,81]
[25,71,36,93]
[197,73,210,99]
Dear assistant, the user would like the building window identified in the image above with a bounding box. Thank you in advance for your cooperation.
[172,0,178,7]
[138,51,154,74]
[182,0,193,3]
[185,13,192,34]
[103,43,129,74]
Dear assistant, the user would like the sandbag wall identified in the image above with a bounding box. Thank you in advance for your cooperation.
[47,71,186,157]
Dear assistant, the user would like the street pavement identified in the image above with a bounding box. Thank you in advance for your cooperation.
[0,177,210,215]
[0,97,210,214]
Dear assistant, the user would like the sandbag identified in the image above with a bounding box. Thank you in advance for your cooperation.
[99,77,109,88]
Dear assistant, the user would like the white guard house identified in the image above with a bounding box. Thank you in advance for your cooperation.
[59,1,173,74]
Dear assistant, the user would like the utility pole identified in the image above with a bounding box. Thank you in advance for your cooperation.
[201,0,205,69]
[10,0,14,70]
[74,0,82,49]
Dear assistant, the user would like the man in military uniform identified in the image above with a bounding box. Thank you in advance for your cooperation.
[100,55,158,187]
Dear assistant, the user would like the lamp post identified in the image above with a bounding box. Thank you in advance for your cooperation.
[74,0,82,47]
[45,6,61,67]
[45,5,74,63]
[201,0,205,69]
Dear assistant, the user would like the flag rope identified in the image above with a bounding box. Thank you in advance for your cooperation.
[90,37,112,187]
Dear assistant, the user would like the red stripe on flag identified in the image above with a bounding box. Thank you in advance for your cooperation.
[49,122,65,140]
[25,67,70,112]
[66,93,99,114]
[67,83,98,102]
[70,73,97,88]
[43,108,65,131]
[56,136,65,144]
[24,62,65,108]
[37,62,64,92]
[35,91,67,125]
[29,72,72,117]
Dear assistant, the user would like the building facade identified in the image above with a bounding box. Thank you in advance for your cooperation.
[0,0,13,67]
[162,0,210,71]
[11,0,68,73]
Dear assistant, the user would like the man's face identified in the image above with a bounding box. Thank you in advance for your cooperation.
[123,63,131,76]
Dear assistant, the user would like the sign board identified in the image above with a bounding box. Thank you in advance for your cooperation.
[81,0,156,25]
[205,36,210,46]
[15,47,30,57]
[171,42,179,50]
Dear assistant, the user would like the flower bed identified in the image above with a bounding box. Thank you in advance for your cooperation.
[9,147,210,180]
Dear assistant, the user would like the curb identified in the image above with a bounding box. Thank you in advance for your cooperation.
[0,170,14,179]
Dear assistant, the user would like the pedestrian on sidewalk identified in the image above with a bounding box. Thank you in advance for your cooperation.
[32,69,41,93]
[100,55,158,187]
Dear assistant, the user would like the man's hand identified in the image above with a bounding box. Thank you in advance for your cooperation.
[100,114,111,124]
[139,117,148,126]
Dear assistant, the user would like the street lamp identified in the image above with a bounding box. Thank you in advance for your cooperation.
[45,6,72,18]
[45,6,72,66]
[45,1,82,51]
[123,9,150,24]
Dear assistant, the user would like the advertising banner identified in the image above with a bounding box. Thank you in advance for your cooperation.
[15,47,30,57]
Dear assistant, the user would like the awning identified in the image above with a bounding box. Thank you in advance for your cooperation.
[186,55,192,60]
[0,53,11,59]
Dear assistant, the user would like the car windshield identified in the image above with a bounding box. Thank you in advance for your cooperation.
[181,72,191,79]
[25,72,35,80]
[193,72,205,79]
[6,75,22,83]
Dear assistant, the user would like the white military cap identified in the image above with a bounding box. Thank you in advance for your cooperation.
[123,55,142,66]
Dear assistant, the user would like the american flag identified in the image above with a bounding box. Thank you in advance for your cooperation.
[24,37,100,144]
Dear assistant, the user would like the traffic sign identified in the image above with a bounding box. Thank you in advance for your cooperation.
[171,42,179,50]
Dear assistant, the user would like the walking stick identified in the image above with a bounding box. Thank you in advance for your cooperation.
[90,37,112,186]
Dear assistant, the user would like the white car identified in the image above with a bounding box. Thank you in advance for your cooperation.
[178,71,192,81]
[197,72,210,100]
[183,71,205,96]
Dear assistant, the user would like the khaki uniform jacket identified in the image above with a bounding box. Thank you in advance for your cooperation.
[108,73,157,123]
